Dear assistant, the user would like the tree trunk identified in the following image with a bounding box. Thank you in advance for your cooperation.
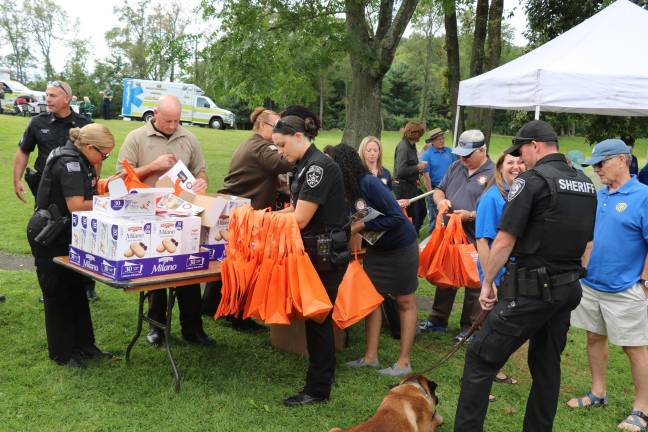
[470,0,489,78]
[343,67,384,147]
[444,0,463,135]
[319,74,325,127]
[482,0,504,146]
[419,29,434,123]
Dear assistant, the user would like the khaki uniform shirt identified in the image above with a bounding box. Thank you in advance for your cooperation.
[117,121,206,186]
[219,133,292,209]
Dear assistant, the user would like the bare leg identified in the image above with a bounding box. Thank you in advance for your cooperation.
[618,346,648,431]
[566,331,608,407]
[362,308,381,364]
[395,293,417,369]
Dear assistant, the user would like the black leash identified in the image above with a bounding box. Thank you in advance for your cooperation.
[402,309,490,381]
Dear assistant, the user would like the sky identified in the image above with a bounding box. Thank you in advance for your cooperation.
[2,0,528,78]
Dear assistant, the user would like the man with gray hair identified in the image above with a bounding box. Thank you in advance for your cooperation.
[567,139,648,431]
[418,129,494,341]
[118,95,212,346]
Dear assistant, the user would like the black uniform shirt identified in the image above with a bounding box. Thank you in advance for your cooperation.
[290,144,347,236]
[499,153,585,273]
[19,111,92,173]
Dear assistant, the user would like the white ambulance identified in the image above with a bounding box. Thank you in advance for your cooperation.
[121,78,236,129]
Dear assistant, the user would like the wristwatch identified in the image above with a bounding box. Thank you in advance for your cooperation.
[640,279,648,289]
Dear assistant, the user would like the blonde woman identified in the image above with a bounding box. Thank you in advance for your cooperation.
[27,124,115,367]
[358,136,392,189]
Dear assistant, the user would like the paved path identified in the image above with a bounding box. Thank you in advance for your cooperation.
[0,252,34,272]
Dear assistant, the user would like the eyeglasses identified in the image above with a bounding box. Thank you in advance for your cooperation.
[263,121,275,128]
[47,81,69,96]
[91,145,110,161]
[593,155,618,169]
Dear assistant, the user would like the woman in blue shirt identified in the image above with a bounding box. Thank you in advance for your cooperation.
[475,152,525,398]
[331,144,419,377]
[358,136,392,189]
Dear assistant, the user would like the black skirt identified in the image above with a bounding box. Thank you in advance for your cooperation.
[364,240,419,297]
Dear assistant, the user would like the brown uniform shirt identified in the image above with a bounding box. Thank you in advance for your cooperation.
[117,121,207,186]
[219,133,292,209]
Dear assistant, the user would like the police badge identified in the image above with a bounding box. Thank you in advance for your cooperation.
[306,165,324,188]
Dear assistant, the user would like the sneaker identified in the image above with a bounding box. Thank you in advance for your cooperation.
[418,319,448,333]
[345,357,380,369]
[86,287,99,302]
[378,363,412,377]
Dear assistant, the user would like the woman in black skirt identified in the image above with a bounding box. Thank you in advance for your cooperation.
[329,144,419,377]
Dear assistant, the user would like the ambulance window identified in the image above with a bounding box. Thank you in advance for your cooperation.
[197,96,210,108]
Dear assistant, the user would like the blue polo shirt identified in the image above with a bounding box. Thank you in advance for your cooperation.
[475,183,508,286]
[584,176,648,293]
[421,147,456,187]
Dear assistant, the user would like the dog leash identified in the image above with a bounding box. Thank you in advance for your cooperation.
[403,309,490,381]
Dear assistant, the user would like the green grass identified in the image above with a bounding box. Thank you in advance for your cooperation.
[0,115,643,431]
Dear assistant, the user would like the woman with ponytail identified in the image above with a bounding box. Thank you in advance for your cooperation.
[26,123,115,367]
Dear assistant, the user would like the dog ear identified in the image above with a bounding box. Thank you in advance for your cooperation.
[427,379,438,394]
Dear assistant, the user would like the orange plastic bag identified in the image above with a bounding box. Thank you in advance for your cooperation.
[418,213,445,277]
[121,159,149,190]
[426,214,460,288]
[332,254,383,329]
[263,227,290,324]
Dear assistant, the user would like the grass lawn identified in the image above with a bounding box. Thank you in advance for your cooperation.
[0,115,644,431]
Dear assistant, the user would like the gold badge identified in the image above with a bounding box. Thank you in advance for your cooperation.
[616,202,628,212]
[478,176,487,185]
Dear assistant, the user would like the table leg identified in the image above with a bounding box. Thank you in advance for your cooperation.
[164,287,181,393]
[126,291,146,363]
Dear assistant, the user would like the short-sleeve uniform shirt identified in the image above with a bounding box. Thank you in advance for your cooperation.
[117,121,206,186]
[19,111,92,173]
[290,144,347,236]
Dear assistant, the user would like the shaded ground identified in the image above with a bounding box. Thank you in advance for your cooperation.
[0,251,34,272]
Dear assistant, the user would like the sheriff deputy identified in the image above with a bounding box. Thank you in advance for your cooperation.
[454,120,597,432]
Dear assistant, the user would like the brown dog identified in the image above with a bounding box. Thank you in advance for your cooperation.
[329,375,443,432]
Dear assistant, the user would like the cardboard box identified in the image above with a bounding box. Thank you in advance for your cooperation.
[69,246,210,281]
[71,211,91,249]
[93,193,157,218]
[84,213,102,256]
[103,216,152,260]
[269,321,347,357]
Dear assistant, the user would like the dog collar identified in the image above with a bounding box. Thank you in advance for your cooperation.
[403,378,435,406]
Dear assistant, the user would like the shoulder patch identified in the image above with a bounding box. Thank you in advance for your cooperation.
[306,164,324,188]
[66,161,81,172]
[507,178,526,202]
[268,144,278,151]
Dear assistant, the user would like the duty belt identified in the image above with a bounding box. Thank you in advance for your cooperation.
[500,264,585,301]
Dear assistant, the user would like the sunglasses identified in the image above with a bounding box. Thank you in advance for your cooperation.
[47,81,69,96]
[273,119,299,134]
[91,145,110,161]
[592,156,617,169]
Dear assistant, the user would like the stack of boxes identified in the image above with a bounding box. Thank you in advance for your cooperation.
[69,190,250,281]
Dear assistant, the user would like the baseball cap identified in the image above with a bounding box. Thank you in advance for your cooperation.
[582,139,630,166]
[452,130,485,157]
[566,150,585,171]
[426,128,445,143]
[505,120,558,157]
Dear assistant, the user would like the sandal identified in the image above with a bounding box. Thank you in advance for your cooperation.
[494,374,518,385]
[618,410,648,431]
[567,390,608,409]
[489,394,496,403]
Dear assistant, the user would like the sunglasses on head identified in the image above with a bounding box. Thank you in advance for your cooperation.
[273,119,299,134]
[91,145,110,161]
[47,81,69,96]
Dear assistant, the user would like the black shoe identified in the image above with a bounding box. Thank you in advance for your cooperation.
[232,318,267,333]
[86,288,99,302]
[77,345,113,360]
[283,392,329,407]
[182,330,215,347]
[0,294,5,303]
[146,329,164,346]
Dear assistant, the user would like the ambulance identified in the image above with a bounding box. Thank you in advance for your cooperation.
[121,78,236,129]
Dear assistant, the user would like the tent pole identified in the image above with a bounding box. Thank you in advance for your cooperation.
[534,105,540,120]
[453,105,461,147]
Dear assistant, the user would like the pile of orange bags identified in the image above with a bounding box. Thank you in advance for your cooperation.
[418,213,480,288]
[215,205,334,325]
[332,253,384,329]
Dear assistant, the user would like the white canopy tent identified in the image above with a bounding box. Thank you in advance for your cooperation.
[455,0,648,143]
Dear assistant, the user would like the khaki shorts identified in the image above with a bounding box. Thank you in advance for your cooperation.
[571,282,648,347]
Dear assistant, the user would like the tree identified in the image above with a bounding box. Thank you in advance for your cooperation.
[342,0,420,147]
[443,0,462,134]
[481,0,504,145]
[24,0,67,80]
[0,0,33,82]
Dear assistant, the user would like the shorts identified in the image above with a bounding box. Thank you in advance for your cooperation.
[571,282,648,346]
